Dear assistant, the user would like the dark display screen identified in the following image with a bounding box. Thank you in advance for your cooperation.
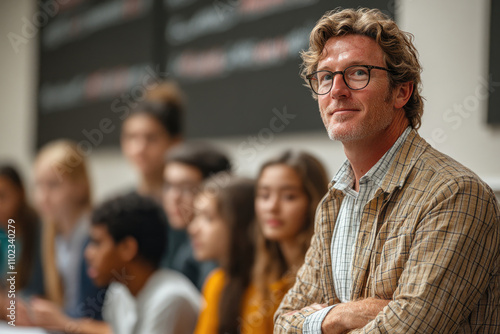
[37,0,395,148]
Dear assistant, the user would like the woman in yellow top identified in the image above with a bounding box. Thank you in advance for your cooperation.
[253,151,329,330]
[190,151,328,334]
[189,176,258,334]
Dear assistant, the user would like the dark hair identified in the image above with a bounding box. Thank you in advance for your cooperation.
[0,165,23,189]
[165,142,231,179]
[126,81,185,137]
[91,193,168,268]
[0,164,38,289]
[200,176,255,334]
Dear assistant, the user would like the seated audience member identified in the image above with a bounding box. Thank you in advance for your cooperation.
[275,8,500,333]
[30,140,106,324]
[120,81,184,203]
[189,176,257,334]
[85,192,200,334]
[162,142,231,289]
[0,165,44,324]
[252,151,329,332]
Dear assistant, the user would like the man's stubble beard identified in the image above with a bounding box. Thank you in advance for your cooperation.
[322,88,395,142]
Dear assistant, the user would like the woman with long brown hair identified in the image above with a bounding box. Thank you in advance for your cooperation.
[189,175,257,334]
[0,164,44,325]
[0,164,42,295]
[190,150,329,334]
[252,150,329,328]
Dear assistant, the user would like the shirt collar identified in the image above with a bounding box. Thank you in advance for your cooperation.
[331,159,355,192]
[379,129,431,193]
[331,127,412,193]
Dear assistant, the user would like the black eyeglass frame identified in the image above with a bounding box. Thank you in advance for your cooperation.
[306,65,391,95]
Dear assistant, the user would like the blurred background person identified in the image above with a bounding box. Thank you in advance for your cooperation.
[0,164,43,324]
[189,176,257,334]
[30,140,105,322]
[85,192,200,334]
[120,81,184,203]
[252,150,329,329]
[162,142,231,290]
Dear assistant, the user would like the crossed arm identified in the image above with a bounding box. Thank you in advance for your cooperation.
[275,177,500,333]
[288,298,390,334]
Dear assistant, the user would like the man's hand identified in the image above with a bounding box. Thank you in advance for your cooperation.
[321,298,390,333]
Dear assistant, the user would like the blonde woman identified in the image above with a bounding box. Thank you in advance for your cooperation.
[29,140,110,333]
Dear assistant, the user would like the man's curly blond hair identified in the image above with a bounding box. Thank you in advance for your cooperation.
[301,7,424,129]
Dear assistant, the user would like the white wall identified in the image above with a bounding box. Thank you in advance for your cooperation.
[0,1,38,180]
[399,0,500,192]
[0,0,499,203]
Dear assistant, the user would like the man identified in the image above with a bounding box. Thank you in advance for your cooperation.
[274,7,500,334]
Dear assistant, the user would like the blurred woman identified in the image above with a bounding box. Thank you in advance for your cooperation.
[252,150,329,329]
[0,165,44,325]
[0,165,43,296]
[121,81,184,203]
[32,140,104,321]
[189,176,257,334]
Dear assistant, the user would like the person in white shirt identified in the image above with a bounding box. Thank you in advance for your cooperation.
[85,192,200,334]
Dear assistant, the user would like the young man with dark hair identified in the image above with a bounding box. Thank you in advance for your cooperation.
[85,192,200,334]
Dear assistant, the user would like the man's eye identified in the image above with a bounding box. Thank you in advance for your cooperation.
[353,69,367,76]
[348,68,369,79]
[320,72,333,82]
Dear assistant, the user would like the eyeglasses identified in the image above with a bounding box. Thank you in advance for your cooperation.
[163,182,199,197]
[306,65,391,95]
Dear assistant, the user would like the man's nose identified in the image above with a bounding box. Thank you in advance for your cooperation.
[329,74,351,99]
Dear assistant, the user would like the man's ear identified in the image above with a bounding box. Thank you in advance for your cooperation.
[117,236,139,262]
[394,81,413,109]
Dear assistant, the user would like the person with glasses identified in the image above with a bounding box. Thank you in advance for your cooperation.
[275,7,499,334]
[161,142,231,290]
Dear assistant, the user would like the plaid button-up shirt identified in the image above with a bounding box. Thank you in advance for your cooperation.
[274,130,500,333]
[327,127,411,306]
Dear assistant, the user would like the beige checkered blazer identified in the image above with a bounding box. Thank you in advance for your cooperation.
[274,130,500,333]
